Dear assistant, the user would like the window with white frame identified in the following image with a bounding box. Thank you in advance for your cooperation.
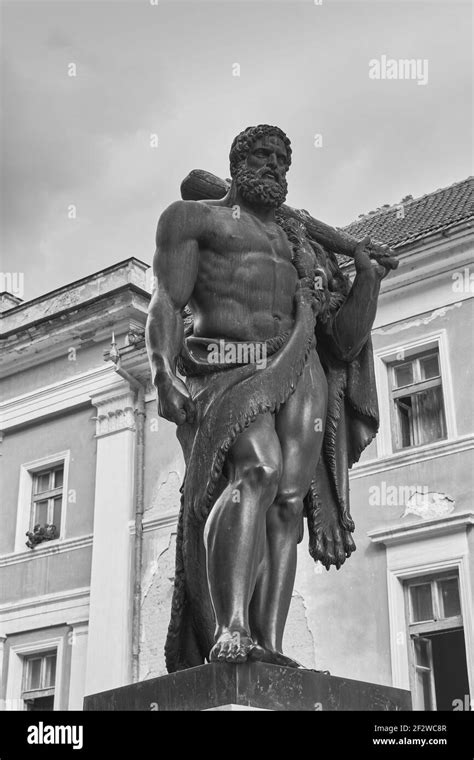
[373,332,456,459]
[30,466,64,535]
[389,349,447,451]
[405,572,469,711]
[15,452,70,552]
[22,651,57,711]
[5,633,66,711]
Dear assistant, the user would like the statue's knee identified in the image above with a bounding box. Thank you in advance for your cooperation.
[239,461,281,499]
[272,492,304,525]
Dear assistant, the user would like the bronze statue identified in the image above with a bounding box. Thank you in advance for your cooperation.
[146,125,395,671]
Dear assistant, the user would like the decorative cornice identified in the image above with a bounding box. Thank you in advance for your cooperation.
[350,434,474,480]
[0,365,116,431]
[90,387,138,436]
[0,587,90,616]
[0,358,151,432]
[128,511,179,535]
[0,534,93,567]
[0,258,150,337]
[377,231,473,295]
[0,589,90,640]
[367,510,474,546]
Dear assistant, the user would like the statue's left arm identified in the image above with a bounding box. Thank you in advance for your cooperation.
[324,237,390,362]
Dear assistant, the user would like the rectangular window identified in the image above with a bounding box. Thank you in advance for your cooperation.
[413,637,436,710]
[15,452,70,552]
[30,466,64,538]
[389,350,447,451]
[405,573,469,710]
[22,652,57,711]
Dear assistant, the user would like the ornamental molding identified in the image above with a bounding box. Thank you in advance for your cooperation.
[367,510,474,547]
[90,387,138,436]
[350,434,474,479]
[1,355,150,431]
[0,534,93,567]
[128,511,179,535]
[0,365,116,431]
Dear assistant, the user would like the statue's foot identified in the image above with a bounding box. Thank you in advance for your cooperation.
[249,645,303,669]
[209,629,256,664]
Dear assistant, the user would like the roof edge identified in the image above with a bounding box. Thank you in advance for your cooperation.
[0,256,150,317]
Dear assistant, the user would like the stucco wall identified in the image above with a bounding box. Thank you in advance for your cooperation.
[143,403,185,517]
[1,406,97,556]
[0,547,92,605]
[139,403,184,678]
[0,335,127,402]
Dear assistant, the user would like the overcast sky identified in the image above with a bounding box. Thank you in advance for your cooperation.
[1,0,472,301]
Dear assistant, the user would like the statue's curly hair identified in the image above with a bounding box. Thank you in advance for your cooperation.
[229,124,292,177]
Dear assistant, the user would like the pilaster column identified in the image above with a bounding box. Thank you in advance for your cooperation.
[84,385,136,696]
[0,635,7,709]
[67,622,89,709]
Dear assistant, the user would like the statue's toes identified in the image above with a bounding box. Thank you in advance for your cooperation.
[217,641,231,661]
[230,641,243,662]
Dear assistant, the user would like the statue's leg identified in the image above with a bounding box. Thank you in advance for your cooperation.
[204,412,283,664]
[249,350,327,667]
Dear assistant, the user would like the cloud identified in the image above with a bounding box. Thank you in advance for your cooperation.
[0,0,472,299]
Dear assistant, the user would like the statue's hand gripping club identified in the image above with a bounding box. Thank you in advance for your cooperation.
[157,373,196,426]
[353,236,392,279]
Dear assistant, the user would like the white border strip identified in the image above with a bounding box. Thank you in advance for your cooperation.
[0,366,118,430]
[0,535,93,568]
[351,434,474,479]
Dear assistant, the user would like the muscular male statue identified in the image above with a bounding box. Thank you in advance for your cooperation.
[146,125,391,671]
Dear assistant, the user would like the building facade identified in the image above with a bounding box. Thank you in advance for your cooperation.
[1,178,472,711]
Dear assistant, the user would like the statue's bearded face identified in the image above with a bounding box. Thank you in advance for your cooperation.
[233,135,289,209]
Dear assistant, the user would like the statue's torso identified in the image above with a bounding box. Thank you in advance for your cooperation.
[190,204,298,341]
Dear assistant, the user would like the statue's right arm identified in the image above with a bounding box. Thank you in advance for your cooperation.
[145,201,202,425]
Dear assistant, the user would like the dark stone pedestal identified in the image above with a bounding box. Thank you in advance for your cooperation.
[84,662,411,711]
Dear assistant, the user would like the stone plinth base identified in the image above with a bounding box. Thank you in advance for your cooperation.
[84,662,411,711]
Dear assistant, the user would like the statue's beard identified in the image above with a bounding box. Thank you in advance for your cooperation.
[233,164,288,209]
